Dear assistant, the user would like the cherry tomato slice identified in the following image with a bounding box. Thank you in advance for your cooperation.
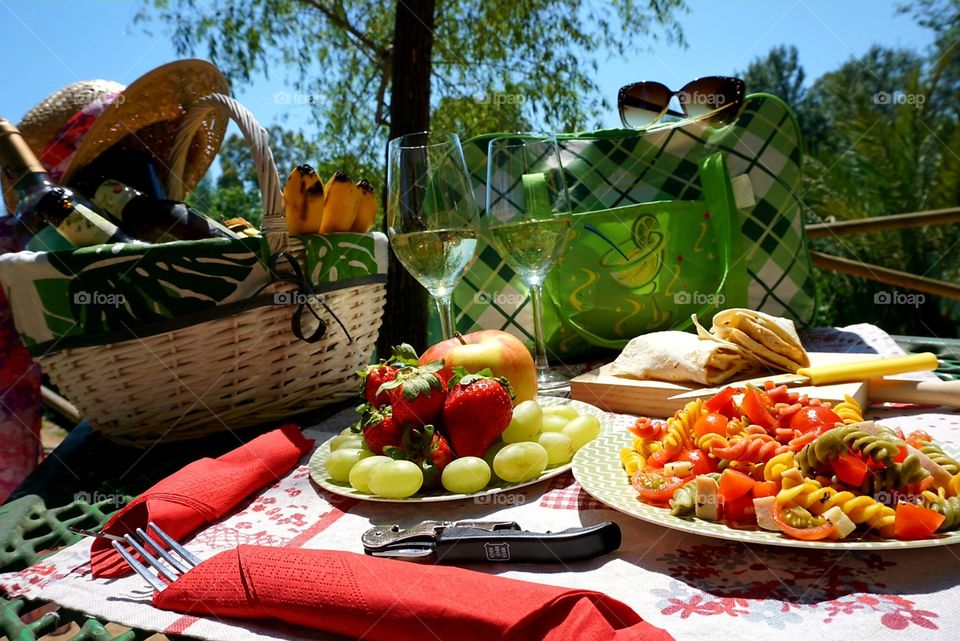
[632,470,687,503]
[771,501,836,541]
[894,501,945,540]
[789,406,844,435]
[741,388,778,430]
[832,453,868,487]
[693,412,728,440]
[705,387,739,418]
[678,448,718,475]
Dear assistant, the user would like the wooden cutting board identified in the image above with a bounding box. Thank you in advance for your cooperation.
[570,352,879,417]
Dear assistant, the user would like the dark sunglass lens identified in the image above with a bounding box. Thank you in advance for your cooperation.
[679,77,744,123]
[619,83,672,128]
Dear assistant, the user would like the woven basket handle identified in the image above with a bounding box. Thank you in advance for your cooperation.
[166,93,288,253]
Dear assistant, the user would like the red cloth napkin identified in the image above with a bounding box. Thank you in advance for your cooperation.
[153,546,675,641]
[91,425,313,578]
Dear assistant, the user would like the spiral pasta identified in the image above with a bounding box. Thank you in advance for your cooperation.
[710,432,788,463]
[778,470,896,536]
[832,394,865,424]
[657,399,706,458]
[763,451,798,482]
[917,441,960,475]
[620,447,645,476]
[796,424,903,474]
[861,455,930,494]
[922,491,960,532]
[620,382,957,542]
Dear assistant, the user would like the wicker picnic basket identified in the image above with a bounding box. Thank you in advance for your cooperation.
[36,93,385,446]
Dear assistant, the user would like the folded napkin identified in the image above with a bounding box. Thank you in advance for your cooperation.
[91,425,313,578]
[154,546,675,641]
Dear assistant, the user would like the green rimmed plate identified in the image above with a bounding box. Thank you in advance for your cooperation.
[309,396,608,503]
[572,427,960,549]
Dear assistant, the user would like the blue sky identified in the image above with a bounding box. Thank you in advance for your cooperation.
[0,0,935,135]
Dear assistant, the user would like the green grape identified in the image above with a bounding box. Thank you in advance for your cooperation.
[329,433,365,451]
[441,457,492,494]
[493,442,549,483]
[325,448,373,482]
[348,455,391,493]
[502,400,543,443]
[541,414,571,433]
[562,415,601,451]
[538,432,574,465]
[367,460,424,498]
[484,441,509,481]
[542,404,579,420]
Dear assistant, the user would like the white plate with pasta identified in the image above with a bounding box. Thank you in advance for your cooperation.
[573,423,960,550]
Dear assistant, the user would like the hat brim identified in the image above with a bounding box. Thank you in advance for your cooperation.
[61,59,231,199]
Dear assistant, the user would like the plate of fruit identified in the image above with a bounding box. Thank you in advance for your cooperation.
[308,331,609,501]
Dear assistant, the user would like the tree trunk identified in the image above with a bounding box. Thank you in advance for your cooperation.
[377,0,436,356]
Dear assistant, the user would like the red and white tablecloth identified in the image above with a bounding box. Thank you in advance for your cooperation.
[7,324,960,640]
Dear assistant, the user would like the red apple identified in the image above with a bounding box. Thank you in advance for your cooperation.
[419,330,537,404]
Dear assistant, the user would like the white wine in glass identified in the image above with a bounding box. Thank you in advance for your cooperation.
[485,134,573,390]
[387,132,480,339]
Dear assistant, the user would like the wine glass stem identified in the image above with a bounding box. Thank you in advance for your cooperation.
[435,293,455,340]
[528,282,551,374]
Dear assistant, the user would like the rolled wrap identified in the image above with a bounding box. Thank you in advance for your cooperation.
[608,330,759,385]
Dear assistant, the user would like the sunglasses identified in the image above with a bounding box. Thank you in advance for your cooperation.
[617,76,745,129]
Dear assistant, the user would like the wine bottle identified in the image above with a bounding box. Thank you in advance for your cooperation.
[71,146,167,200]
[86,179,239,242]
[0,118,136,249]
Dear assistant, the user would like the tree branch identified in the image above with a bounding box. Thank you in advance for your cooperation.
[294,0,388,61]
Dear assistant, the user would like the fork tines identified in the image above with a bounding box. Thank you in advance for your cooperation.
[111,521,199,591]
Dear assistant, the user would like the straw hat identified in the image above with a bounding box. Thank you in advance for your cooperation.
[3,59,230,213]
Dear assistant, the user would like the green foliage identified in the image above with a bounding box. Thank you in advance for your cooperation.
[139,0,687,171]
[741,14,960,337]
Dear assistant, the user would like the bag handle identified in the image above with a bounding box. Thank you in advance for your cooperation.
[165,93,288,254]
[550,152,741,348]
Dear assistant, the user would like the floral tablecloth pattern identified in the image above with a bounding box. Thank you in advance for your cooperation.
[7,323,960,641]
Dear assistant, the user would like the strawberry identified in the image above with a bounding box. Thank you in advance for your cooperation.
[358,364,398,407]
[359,406,402,455]
[426,431,456,471]
[391,425,455,489]
[378,361,446,427]
[442,368,514,458]
[356,344,419,407]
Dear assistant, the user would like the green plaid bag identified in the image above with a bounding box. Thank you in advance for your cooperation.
[445,93,815,357]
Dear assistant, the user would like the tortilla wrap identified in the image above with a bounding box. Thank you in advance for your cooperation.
[608,331,761,385]
[696,308,810,372]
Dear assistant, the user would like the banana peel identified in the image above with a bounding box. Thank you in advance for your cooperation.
[283,164,325,234]
[319,171,360,233]
[351,178,378,233]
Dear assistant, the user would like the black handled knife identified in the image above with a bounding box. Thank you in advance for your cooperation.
[361,520,621,564]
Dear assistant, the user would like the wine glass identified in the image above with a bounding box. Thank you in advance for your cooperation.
[386,132,480,340]
[484,134,573,390]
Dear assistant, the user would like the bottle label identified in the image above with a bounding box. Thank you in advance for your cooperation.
[58,201,123,247]
[94,180,139,218]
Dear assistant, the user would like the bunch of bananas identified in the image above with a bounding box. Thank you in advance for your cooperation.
[283,164,377,235]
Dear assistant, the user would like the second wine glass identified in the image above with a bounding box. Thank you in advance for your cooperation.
[484,134,573,390]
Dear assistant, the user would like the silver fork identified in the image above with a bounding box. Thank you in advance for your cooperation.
[74,522,200,591]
